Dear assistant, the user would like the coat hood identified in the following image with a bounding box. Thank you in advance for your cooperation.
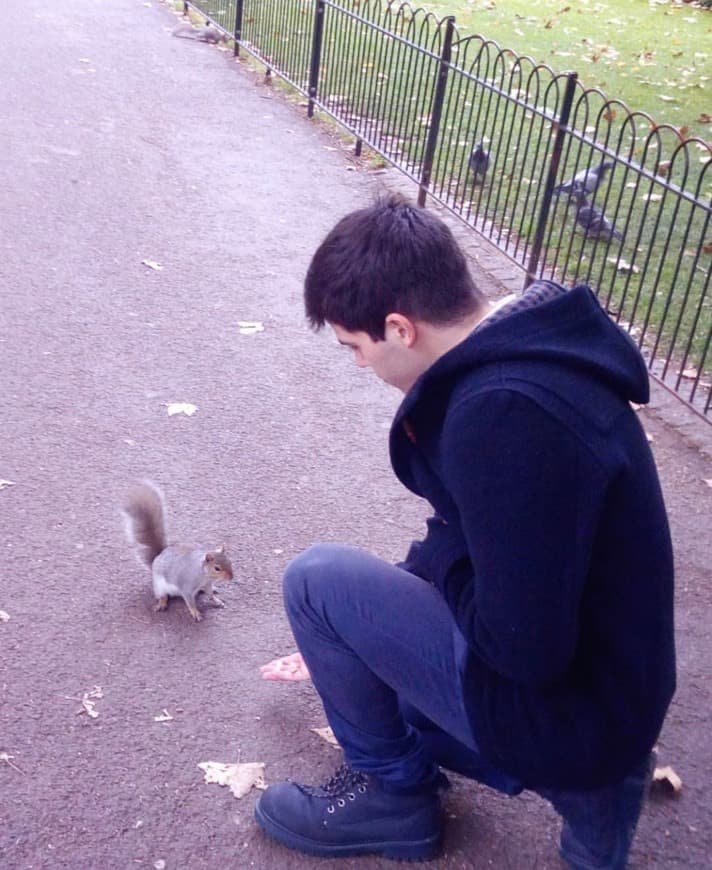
[394,282,650,429]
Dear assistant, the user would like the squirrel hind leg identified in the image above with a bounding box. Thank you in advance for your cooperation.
[154,596,169,612]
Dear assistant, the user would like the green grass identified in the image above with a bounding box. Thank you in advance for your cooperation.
[427,0,712,142]
[183,0,711,388]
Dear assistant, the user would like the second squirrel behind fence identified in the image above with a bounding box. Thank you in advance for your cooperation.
[172,22,228,44]
[122,481,234,622]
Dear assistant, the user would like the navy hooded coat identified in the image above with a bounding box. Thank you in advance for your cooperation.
[390,282,676,790]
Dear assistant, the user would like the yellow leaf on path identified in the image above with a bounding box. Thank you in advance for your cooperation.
[311,726,341,749]
[652,765,682,795]
[154,709,174,723]
[76,686,103,719]
[703,479,712,489]
[198,761,267,798]
[0,480,16,491]
[0,610,9,622]
[237,321,265,335]
[165,402,198,417]
[141,259,164,271]
[0,752,24,773]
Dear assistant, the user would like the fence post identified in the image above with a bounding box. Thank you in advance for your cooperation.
[418,17,455,208]
[308,0,326,119]
[233,0,244,58]
[524,72,578,287]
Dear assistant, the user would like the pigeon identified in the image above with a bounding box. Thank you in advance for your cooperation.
[553,160,615,197]
[469,142,490,181]
[572,190,623,242]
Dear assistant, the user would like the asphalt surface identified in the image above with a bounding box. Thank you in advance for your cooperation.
[1,1,711,868]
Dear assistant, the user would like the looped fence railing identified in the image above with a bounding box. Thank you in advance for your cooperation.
[181,0,712,421]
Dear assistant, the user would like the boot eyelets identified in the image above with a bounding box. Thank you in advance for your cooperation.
[347,792,355,801]
[327,804,335,813]
[358,785,367,793]
[337,798,346,807]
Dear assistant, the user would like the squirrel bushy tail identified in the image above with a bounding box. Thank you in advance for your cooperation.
[122,481,167,567]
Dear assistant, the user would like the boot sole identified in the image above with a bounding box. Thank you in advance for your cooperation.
[254,799,442,861]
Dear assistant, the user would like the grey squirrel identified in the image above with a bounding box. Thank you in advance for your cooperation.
[172,21,228,45]
[122,481,234,621]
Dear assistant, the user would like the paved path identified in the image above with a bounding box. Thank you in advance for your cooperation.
[1,1,711,868]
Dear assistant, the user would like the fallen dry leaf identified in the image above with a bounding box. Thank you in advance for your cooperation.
[311,726,341,749]
[68,686,103,719]
[652,765,682,795]
[81,686,103,718]
[198,761,267,798]
[154,709,174,723]
[165,402,198,417]
[0,610,10,622]
[237,321,264,335]
[0,479,16,491]
[703,479,712,489]
[141,259,164,271]
[607,257,640,274]
[0,752,24,774]
[680,368,699,380]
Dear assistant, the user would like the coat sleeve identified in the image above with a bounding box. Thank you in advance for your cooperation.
[397,514,469,582]
[439,389,606,684]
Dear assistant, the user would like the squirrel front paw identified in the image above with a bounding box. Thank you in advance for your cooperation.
[185,601,203,621]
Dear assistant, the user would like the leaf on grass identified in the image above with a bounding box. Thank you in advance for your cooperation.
[640,193,663,202]
[0,610,9,622]
[141,260,164,271]
[0,479,16,491]
[165,402,198,417]
[681,368,698,380]
[656,160,671,178]
[652,765,682,796]
[154,709,174,723]
[607,257,640,274]
[198,761,267,798]
[237,321,265,335]
[311,726,341,749]
[699,113,712,124]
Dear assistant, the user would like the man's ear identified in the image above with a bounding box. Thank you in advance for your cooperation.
[385,313,417,347]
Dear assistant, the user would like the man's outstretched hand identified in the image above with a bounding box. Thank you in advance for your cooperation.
[260,651,311,682]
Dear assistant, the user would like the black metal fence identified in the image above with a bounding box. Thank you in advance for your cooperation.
[182,0,712,421]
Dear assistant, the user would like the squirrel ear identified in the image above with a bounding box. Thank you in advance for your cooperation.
[205,552,214,563]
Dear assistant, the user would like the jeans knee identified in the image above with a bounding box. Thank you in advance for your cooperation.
[282,543,347,615]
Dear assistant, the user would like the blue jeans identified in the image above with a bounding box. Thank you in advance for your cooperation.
[284,543,651,868]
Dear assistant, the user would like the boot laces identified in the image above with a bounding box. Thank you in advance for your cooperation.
[297,763,369,809]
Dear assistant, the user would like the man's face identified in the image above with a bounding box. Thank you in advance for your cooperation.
[332,322,416,393]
